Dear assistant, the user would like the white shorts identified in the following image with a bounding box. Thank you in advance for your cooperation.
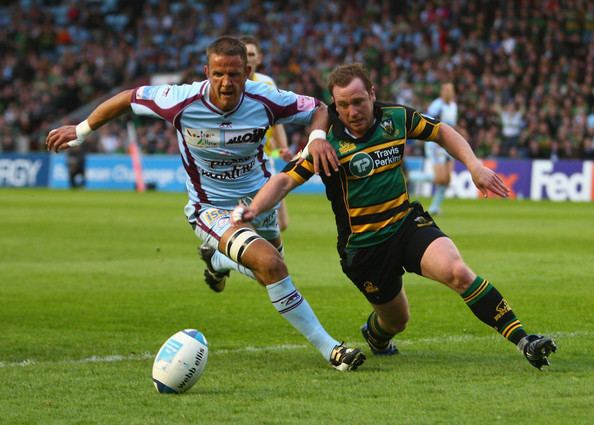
[424,142,452,165]
[192,206,279,249]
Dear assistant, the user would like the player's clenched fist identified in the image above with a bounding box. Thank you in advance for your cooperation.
[231,205,257,225]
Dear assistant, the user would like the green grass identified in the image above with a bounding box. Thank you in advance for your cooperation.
[1,189,593,424]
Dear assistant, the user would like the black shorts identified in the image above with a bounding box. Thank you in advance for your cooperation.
[340,202,446,305]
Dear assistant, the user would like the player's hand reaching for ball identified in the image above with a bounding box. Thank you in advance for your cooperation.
[45,125,78,152]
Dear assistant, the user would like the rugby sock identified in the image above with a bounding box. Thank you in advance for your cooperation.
[211,250,256,280]
[366,311,396,348]
[267,276,339,360]
[429,184,447,213]
[461,276,527,344]
[407,170,434,183]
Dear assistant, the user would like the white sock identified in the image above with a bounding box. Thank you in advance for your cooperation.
[267,276,339,360]
[211,250,256,280]
[429,184,447,213]
[408,170,434,183]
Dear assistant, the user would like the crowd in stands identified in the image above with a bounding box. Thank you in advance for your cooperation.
[1,0,594,159]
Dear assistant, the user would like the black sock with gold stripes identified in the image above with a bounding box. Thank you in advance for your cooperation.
[460,276,527,345]
[365,311,396,349]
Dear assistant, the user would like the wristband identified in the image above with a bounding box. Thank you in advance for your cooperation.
[76,120,93,139]
[67,120,93,147]
[307,129,326,144]
[301,129,326,159]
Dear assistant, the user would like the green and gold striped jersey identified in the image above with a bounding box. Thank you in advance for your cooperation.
[283,102,440,252]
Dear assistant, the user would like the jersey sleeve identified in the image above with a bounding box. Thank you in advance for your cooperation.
[281,158,315,185]
[130,83,202,124]
[405,105,441,141]
[246,81,321,126]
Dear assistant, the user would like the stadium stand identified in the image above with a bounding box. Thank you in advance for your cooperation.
[1,0,593,158]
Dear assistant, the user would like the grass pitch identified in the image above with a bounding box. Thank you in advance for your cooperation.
[1,189,593,424]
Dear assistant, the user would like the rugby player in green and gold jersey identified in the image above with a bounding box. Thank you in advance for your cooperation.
[232,63,556,370]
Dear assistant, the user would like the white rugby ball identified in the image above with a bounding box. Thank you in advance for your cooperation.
[152,329,209,394]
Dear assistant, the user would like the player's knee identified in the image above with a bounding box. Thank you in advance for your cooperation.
[393,314,409,333]
[448,260,474,292]
[256,253,287,276]
[240,240,288,281]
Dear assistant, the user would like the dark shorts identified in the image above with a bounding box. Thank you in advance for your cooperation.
[340,202,446,305]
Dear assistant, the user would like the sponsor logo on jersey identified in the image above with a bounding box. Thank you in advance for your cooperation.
[136,86,159,100]
[348,145,404,178]
[349,152,374,177]
[200,160,256,180]
[373,145,403,167]
[226,128,267,145]
[296,95,316,111]
[208,157,252,168]
[185,128,220,147]
[338,140,357,155]
[380,118,396,136]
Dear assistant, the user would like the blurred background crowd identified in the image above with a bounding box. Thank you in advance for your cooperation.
[1,0,594,159]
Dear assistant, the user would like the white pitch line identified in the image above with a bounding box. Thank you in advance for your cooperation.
[0,331,589,369]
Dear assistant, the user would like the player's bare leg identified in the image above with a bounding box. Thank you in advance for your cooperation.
[420,237,556,369]
[214,224,365,370]
[277,200,289,231]
[361,289,409,355]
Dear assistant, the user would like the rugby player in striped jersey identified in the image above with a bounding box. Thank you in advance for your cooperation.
[233,63,556,370]
[46,37,364,372]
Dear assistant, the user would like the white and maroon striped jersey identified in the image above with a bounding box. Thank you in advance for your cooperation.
[130,79,319,219]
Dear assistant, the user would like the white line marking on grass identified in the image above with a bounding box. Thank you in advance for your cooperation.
[0,331,589,369]
[0,344,309,369]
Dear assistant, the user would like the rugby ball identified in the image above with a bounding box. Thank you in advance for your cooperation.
[152,329,209,394]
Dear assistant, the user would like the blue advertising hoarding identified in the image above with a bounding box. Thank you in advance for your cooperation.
[2,153,592,202]
[0,153,50,187]
[83,154,186,191]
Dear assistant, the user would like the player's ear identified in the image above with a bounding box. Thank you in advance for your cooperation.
[370,86,377,102]
[203,65,209,78]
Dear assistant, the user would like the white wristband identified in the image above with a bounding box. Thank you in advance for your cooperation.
[307,129,326,144]
[76,120,93,139]
[301,129,326,159]
[67,120,93,148]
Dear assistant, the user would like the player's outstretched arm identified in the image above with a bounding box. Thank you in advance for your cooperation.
[46,89,134,152]
[232,173,300,225]
[298,103,339,177]
[436,123,510,198]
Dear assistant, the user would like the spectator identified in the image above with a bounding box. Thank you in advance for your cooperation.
[1,0,593,159]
